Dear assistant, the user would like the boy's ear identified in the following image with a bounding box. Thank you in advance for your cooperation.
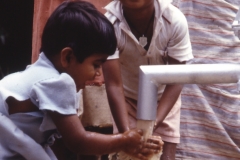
[60,47,74,67]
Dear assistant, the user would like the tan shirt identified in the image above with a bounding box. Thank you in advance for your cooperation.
[105,0,193,100]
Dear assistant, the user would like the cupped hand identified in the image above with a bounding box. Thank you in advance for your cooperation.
[122,129,148,160]
[140,135,164,157]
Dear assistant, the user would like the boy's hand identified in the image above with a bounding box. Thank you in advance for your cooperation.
[122,130,163,160]
[122,129,147,159]
[141,136,164,157]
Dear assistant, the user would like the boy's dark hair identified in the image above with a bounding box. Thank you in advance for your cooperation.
[40,1,117,63]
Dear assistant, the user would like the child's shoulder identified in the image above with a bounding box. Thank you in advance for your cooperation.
[0,53,75,99]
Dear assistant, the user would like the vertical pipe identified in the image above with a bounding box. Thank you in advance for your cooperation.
[135,69,162,160]
[137,69,158,120]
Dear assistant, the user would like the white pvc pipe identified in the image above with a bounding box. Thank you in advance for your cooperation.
[137,64,240,120]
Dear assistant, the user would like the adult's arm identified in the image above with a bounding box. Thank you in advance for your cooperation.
[102,59,129,133]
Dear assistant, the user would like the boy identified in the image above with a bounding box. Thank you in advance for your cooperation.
[102,0,193,159]
[0,1,163,159]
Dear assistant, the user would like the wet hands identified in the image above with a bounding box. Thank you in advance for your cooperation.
[141,136,164,157]
[122,129,163,160]
[122,129,146,159]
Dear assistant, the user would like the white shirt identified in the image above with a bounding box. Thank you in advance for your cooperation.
[105,0,193,100]
[0,53,80,159]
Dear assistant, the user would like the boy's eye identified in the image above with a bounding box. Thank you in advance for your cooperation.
[94,64,101,69]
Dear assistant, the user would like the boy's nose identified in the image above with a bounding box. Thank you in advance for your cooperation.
[95,67,103,77]
[96,71,100,76]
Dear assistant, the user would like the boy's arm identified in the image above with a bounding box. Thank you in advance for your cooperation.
[49,112,132,154]
[48,111,161,158]
[154,56,185,130]
[102,59,129,133]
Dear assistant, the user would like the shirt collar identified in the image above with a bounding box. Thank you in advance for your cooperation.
[36,52,55,69]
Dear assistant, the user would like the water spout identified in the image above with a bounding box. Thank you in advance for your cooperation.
[137,63,240,120]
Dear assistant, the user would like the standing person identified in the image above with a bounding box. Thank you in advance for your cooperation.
[102,0,193,159]
[0,1,163,160]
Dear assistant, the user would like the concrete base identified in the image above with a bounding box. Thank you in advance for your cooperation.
[80,85,113,128]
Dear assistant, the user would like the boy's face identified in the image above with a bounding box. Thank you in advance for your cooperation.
[65,53,108,91]
[120,0,154,9]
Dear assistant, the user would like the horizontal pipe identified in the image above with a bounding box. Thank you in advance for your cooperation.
[137,64,240,120]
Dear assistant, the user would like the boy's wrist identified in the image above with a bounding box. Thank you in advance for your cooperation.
[123,126,130,132]
[112,133,127,152]
[120,132,128,148]
[154,118,163,131]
